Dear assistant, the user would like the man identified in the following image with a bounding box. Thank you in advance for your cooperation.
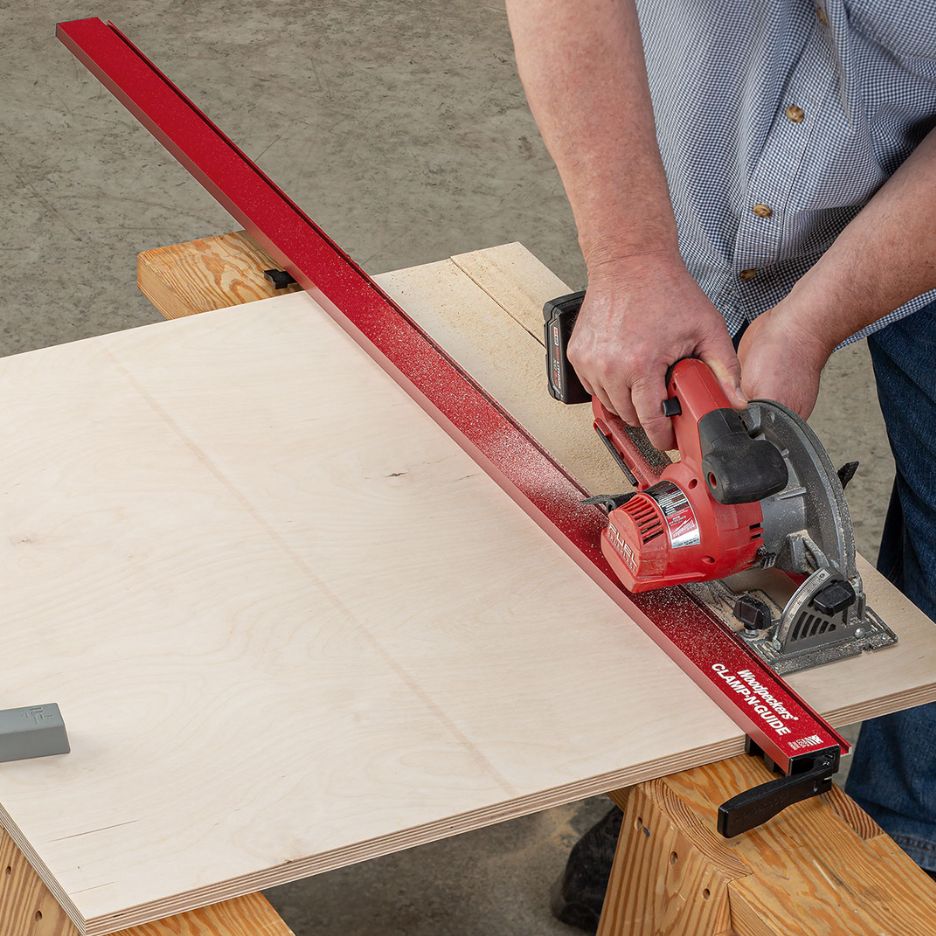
[506,1,936,929]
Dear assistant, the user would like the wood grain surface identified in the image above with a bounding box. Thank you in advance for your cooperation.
[1,245,934,934]
[137,232,300,320]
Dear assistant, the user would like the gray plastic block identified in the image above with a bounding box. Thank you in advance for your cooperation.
[0,704,70,764]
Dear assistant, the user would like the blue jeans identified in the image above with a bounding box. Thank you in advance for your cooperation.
[845,302,936,871]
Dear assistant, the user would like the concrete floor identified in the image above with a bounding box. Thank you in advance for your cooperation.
[0,2,892,933]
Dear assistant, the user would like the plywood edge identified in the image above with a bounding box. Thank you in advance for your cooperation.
[822,683,936,729]
[80,736,744,935]
[0,803,84,932]
[0,822,293,936]
[107,894,293,936]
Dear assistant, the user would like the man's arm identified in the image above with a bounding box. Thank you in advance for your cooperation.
[506,0,745,450]
[740,127,936,417]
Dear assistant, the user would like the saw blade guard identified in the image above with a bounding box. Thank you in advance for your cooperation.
[747,400,856,581]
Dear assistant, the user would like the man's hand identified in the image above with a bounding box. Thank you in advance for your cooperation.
[737,304,835,421]
[508,0,747,450]
[568,253,747,450]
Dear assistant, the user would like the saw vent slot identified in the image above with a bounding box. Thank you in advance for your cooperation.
[623,498,664,544]
[750,522,763,541]
[791,612,837,643]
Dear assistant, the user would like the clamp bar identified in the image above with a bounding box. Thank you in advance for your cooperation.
[57,18,847,830]
[0,704,70,763]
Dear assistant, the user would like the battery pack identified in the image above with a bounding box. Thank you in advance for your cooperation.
[543,290,590,404]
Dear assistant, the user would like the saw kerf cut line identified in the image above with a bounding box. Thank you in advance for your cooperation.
[56,17,845,783]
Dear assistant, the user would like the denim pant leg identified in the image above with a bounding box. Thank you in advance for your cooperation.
[845,302,936,871]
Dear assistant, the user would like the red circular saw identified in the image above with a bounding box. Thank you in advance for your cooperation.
[544,290,897,675]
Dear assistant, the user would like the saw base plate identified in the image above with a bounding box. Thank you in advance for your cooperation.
[689,572,899,675]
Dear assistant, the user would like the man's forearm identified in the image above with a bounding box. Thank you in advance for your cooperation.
[781,126,936,348]
[505,0,678,271]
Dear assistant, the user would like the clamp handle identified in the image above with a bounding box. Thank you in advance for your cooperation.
[718,739,839,837]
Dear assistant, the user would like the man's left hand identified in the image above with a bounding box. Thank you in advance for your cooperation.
[736,305,834,420]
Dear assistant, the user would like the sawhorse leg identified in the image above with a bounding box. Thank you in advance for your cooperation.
[0,826,292,935]
[598,754,936,935]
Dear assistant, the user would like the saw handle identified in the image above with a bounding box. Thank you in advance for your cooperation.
[597,358,789,501]
[542,293,787,502]
[669,361,788,504]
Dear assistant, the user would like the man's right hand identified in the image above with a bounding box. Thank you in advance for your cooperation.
[567,253,747,451]
[507,0,744,448]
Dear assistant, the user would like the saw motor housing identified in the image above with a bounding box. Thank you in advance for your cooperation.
[595,360,788,591]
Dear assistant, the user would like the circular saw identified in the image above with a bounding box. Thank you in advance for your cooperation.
[545,292,897,674]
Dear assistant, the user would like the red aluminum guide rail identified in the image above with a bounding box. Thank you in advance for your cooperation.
[58,17,848,834]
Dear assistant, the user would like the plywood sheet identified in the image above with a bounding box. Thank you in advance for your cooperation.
[389,247,936,722]
[0,246,933,935]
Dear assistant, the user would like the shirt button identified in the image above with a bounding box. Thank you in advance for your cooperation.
[785,104,805,123]
[739,268,759,281]
[752,203,773,218]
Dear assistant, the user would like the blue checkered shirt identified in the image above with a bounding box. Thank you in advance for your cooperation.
[636,0,936,341]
